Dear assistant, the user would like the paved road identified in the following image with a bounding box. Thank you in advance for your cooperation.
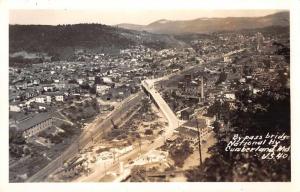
[142,80,180,138]
[25,50,241,182]
[72,60,221,182]
[26,92,143,182]
[77,80,183,182]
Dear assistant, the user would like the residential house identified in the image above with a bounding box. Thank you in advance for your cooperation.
[96,85,110,95]
[9,101,22,112]
[35,95,51,104]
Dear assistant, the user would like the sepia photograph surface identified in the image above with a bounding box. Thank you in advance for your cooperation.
[8,8,291,183]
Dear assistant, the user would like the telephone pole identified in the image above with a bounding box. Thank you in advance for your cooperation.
[138,138,142,155]
[77,139,80,153]
[104,162,107,175]
[196,119,203,166]
[201,76,204,100]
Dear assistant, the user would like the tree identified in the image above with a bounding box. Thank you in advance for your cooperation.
[212,121,220,136]
[185,86,290,181]
[68,79,77,84]
[89,87,96,94]
[169,140,193,168]
[9,127,25,145]
[60,123,75,135]
[131,166,147,182]
[144,129,153,135]
[215,71,227,85]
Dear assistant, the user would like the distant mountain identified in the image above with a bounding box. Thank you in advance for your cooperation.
[116,11,289,34]
[116,23,145,31]
[9,23,185,60]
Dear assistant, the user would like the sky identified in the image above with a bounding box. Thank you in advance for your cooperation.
[9,9,284,25]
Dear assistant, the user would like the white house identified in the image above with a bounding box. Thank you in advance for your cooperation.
[77,79,84,85]
[43,85,55,92]
[88,76,95,81]
[55,95,64,102]
[102,77,113,84]
[35,96,46,103]
[9,103,21,112]
[35,95,51,103]
[253,88,261,95]
[225,93,236,100]
[96,85,110,94]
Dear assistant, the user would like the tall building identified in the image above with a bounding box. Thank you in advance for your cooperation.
[200,76,204,100]
[256,32,264,52]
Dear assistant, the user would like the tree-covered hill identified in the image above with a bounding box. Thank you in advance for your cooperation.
[9,23,185,60]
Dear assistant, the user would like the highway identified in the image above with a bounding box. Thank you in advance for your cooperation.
[58,58,220,182]
[76,79,183,182]
[26,49,243,182]
[142,79,180,138]
[89,55,239,181]
[26,92,143,182]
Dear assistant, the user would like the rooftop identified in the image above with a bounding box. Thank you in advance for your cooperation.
[16,112,52,132]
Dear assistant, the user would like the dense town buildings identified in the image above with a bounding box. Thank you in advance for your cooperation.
[9,26,290,182]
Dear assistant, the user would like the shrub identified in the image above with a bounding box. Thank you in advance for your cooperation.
[144,129,153,135]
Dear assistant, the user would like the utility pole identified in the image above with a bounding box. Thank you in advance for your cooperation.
[60,156,63,167]
[87,130,94,143]
[104,162,107,175]
[77,139,80,153]
[201,76,204,100]
[196,119,203,166]
[138,138,142,155]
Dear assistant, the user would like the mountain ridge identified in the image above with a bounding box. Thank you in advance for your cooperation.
[116,11,289,34]
[9,23,185,61]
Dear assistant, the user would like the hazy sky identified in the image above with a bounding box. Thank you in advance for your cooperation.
[10,9,283,25]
